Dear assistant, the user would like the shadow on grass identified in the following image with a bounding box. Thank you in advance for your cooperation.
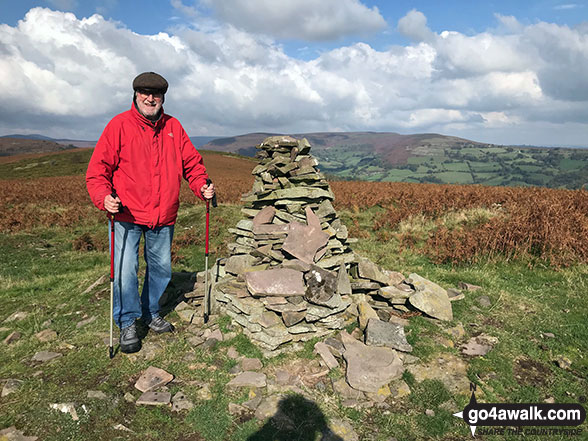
[247,394,343,441]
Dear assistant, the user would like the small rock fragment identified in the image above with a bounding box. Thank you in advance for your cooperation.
[32,351,62,363]
[2,379,23,397]
[35,329,57,342]
[3,331,21,345]
[49,403,79,420]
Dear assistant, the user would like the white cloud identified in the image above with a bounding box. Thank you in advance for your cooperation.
[2,7,588,146]
[195,0,387,41]
[554,4,581,10]
[397,9,435,42]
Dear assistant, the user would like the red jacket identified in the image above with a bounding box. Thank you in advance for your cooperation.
[86,104,209,227]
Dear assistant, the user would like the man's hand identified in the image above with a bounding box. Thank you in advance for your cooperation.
[201,183,215,200]
[104,194,122,214]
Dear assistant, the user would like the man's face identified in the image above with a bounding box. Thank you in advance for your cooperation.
[135,89,163,118]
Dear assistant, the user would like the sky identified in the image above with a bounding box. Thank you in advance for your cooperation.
[1,1,588,146]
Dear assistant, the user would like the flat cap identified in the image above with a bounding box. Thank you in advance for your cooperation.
[132,72,168,94]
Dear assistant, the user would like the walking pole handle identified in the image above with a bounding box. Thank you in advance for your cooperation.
[206,178,217,208]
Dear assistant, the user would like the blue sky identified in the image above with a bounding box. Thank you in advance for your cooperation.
[2,0,588,145]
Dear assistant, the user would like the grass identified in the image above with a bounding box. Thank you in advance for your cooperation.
[1,200,587,440]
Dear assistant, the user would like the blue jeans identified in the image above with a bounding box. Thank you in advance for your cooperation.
[110,221,174,329]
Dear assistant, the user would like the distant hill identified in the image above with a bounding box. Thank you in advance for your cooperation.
[202,131,588,189]
[0,137,77,157]
[0,134,223,151]
[202,131,489,163]
[1,134,94,149]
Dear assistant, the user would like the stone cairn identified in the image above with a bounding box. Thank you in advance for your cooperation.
[202,136,455,354]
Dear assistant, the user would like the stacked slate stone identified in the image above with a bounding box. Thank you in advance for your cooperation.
[210,136,453,353]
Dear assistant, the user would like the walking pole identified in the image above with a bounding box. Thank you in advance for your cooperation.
[108,192,119,359]
[108,210,115,359]
[203,179,217,323]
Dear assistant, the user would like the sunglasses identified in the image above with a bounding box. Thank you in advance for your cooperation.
[136,89,164,98]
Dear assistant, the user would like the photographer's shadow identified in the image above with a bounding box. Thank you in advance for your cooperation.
[247,394,344,441]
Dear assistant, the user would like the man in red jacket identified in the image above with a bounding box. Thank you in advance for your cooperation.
[86,72,215,353]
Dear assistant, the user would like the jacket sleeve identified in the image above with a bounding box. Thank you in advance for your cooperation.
[179,126,209,201]
[86,120,119,211]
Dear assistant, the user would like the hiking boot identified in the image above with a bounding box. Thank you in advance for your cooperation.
[120,323,141,353]
[146,316,175,333]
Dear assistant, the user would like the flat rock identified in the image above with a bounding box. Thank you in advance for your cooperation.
[379,286,412,301]
[257,310,281,328]
[171,391,194,412]
[35,329,57,342]
[282,221,329,265]
[337,264,352,295]
[407,273,453,321]
[136,390,171,406]
[282,310,306,327]
[134,366,174,392]
[246,268,306,297]
[314,342,339,369]
[225,254,258,276]
[305,300,350,322]
[341,331,404,392]
[383,270,406,286]
[357,258,389,285]
[227,371,267,388]
[461,334,498,356]
[407,352,470,395]
[253,206,276,227]
[241,357,263,371]
[365,318,413,352]
[31,351,62,363]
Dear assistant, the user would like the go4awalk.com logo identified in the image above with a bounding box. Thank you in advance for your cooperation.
[453,384,586,437]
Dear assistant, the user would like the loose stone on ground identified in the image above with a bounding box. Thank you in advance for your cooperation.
[134,366,174,392]
[31,351,62,363]
[136,391,172,406]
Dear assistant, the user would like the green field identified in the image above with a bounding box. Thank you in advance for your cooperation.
[317,145,588,189]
